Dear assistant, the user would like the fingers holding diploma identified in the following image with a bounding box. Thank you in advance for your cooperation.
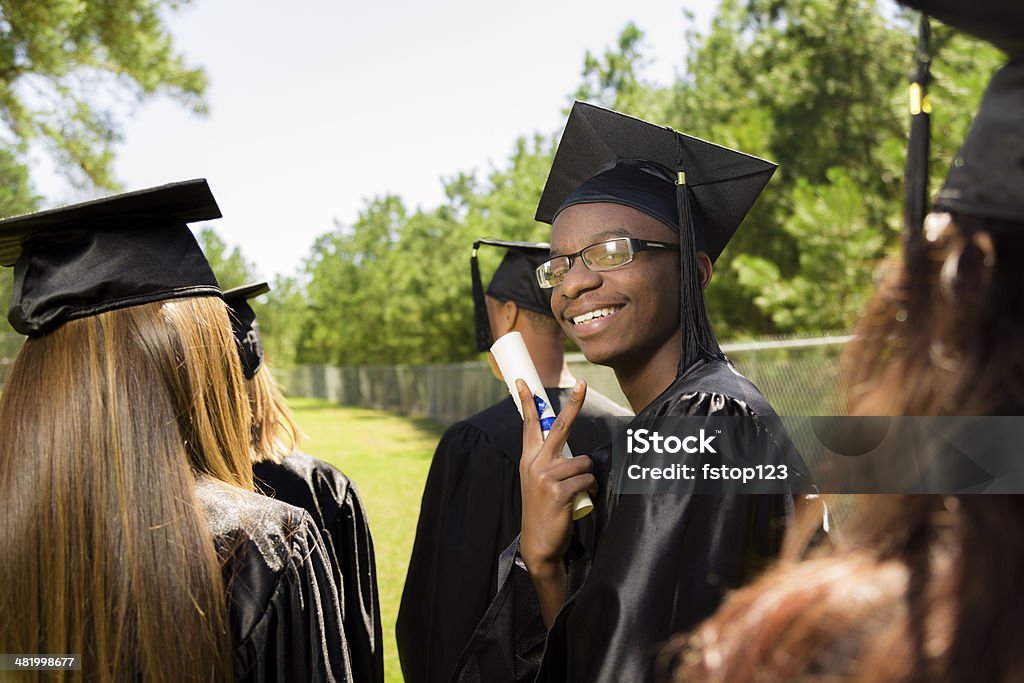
[518,380,596,606]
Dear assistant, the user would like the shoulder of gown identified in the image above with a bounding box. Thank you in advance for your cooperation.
[196,477,353,683]
[253,453,383,683]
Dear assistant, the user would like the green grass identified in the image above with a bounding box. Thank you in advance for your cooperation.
[290,397,442,683]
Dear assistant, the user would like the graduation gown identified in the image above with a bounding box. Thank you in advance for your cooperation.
[397,387,631,683]
[196,477,353,682]
[453,360,806,683]
[254,453,383,683]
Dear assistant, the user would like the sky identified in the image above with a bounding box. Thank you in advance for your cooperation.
[32,0,720,280]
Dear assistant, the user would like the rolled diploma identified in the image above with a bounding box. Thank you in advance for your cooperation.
[490,331,594,520]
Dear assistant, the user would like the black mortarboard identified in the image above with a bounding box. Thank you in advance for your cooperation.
[935,58,1024,222]
[0,179,222,336]
[471,238,553,352]
[897,1,1024,57]
[223,281,270,380]
[536,101,777,370]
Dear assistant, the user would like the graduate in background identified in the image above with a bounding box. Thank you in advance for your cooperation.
[454,104,807,683]
[668,5,1024,681]
[397,239,629,683]
[0,181,351,682]
[224,282,384,683]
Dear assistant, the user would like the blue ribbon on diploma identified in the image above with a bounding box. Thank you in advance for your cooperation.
[534,395,555,431]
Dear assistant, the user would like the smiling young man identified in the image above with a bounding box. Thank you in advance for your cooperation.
[397,240,629,683]
[454,103,805,683]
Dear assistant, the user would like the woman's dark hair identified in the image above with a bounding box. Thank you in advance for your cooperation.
[667,214,1024,682]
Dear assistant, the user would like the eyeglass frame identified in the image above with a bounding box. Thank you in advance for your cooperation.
[535,236,679,289]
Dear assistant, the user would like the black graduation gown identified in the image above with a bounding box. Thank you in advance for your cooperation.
[453,360,806,683]
[195,477,353,682]
[253,453,383,683]
[397,387,631,683]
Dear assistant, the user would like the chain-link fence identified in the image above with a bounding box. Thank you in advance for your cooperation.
[279,333,852,425]
[1,331,851,420]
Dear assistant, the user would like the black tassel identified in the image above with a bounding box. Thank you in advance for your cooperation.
[904,13,932,321]
[675,174,723,372]
[905,13,932,239]
[471,242,494,352]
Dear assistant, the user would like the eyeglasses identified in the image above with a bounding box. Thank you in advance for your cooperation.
[535,237,678,289]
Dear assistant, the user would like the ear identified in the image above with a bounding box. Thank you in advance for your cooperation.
[696,252,713,290]
[492,300,520,338]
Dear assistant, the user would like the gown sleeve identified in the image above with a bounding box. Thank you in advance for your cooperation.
[397,421,520,683]
[231,513,354,683]
[313,465,384,683]
[253,454,385,683]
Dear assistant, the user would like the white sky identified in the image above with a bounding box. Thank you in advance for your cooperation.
[31,0,719,279]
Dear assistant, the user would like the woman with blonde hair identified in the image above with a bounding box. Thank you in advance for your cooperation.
[667,5,1024,681]
[223,282,383,683]
[0,181,350,681]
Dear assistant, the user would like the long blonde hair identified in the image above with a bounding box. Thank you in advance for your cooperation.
[246,364,302,464]
[0,296,252,682]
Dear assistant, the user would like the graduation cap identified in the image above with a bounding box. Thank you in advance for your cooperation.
[471,238,553,352]
[897,1,1024,58]
[935,58,1024,222]
[0,179,222,336]
[223,281,271,379]
[536,101,777,369]
[897,2,1024,224]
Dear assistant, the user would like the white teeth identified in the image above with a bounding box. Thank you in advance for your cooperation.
[572,307,620,325]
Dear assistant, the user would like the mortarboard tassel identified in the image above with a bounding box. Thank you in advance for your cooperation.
[904,13,933,321]
[675,170,724,372]
[905,13,932,238]
[471,241,495,352]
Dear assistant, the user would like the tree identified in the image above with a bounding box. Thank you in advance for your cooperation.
[301,195,406,365]
[670,0,1003,335]
[257,275,307,369]
[0,0,206,193]
[0,0,206,337]
[198,227,258,291]
[574,22,674,120]
[293,4,1009,367]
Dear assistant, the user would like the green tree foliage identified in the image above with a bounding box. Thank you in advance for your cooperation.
[0,0,206,191]
[668,0,1003,334]
[0,0,206,338]
[291,2,1007,364]
[574,22,673,120]
[302,196,405,365]
[733,168,885,330]
[257,275,307,369]
[0,148,36,335]
[198,227,310,369]
[198,226,258,291]
[298,137,556,366]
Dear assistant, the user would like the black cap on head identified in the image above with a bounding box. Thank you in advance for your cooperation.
[936,58,1024,222]
[223,281,270,380]
[896,2,1024,223]
[471,238,553,352]
[897,1,1024,57]
[0,179,222,336]
[537,101,777,370]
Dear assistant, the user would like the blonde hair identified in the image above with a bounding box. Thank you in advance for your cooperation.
[0,296,252,681]
[247,364,302,464]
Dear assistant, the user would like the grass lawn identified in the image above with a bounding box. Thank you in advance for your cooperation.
[290,397,443,683]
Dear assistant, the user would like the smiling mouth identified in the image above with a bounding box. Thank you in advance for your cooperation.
[570,305,623,326]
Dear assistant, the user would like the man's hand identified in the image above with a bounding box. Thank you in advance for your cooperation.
[517,378,596,627]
